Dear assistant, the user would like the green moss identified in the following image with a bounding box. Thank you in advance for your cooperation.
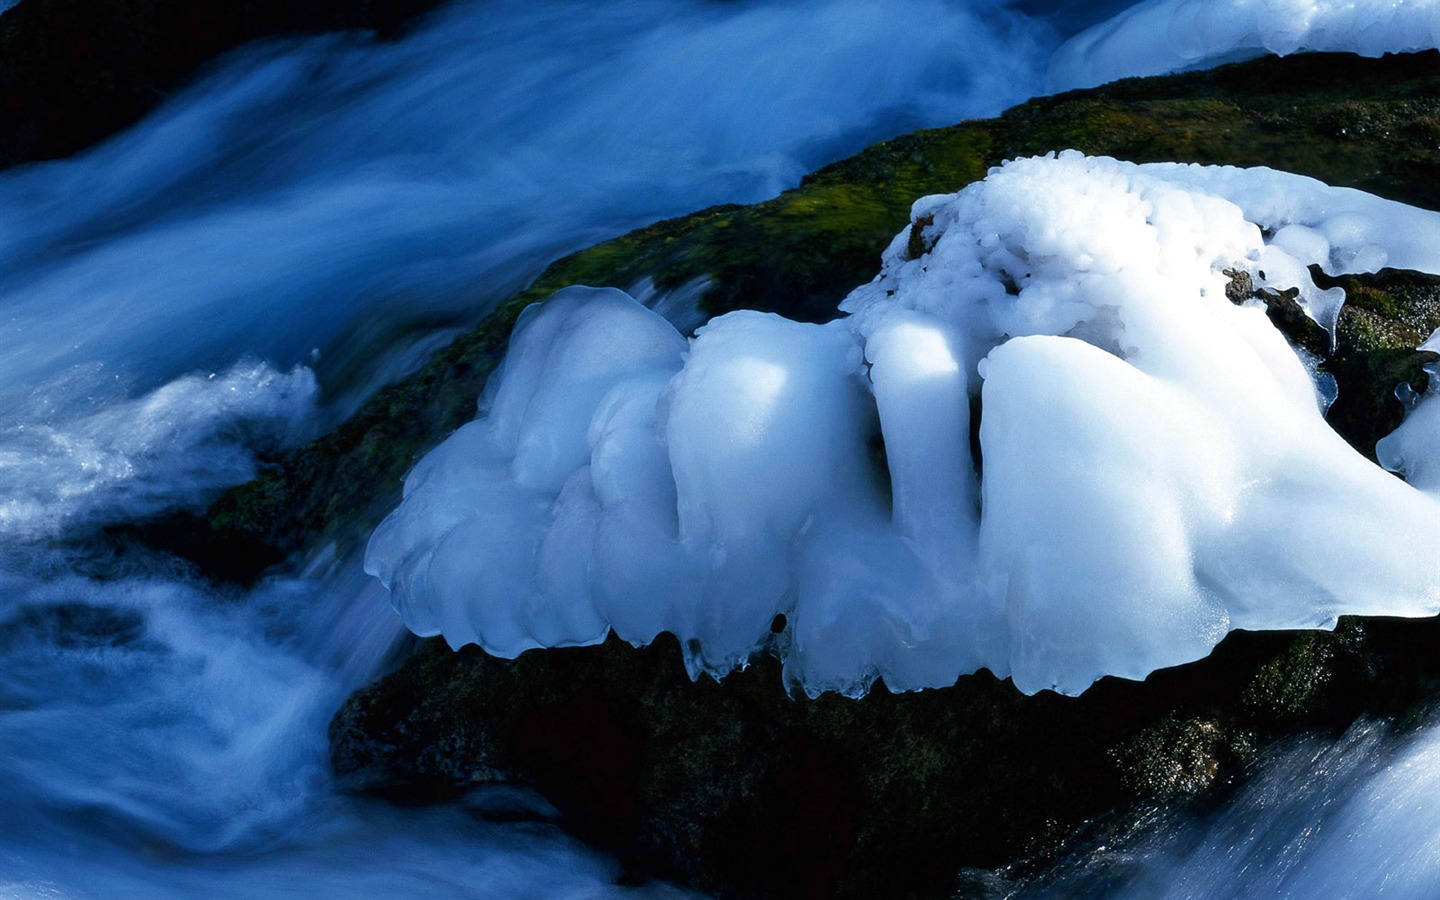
[301,50,1440,898]
[1291,267,1440,458]
[1112,716,1255,801]
[1329,268,1440,351]
[997,53,1440,207]
[1242,628,1350,724]
[186,51,1440,580]
[546,125,997,324]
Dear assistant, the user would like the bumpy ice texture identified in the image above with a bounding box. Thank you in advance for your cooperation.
[1049,0,1440,91]
[367,152,1440,696]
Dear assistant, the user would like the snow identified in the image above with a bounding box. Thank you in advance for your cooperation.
[367,152,1440,696]
[1049,0,1440,91]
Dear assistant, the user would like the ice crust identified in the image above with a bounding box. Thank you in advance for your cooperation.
[367,152,1440,696]
[1378,330,1440,494]
[1049,0,1440,91]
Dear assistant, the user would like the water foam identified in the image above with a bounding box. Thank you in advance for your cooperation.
[1050,0,1440,91]
[0,362,317,539]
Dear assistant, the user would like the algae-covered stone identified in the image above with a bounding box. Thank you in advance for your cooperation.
[1241,624,1365,725]
[1113,716,1255,801]
[206,49,1440,898]
[329,618,1440,898]
[1320,268,1440,458]
[182,51,1440,581]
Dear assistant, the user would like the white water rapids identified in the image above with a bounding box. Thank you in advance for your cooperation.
[4,0,1440,896]
[0,0,1062,894]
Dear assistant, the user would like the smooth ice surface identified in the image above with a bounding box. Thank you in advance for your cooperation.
[1050,0,1440,90]
[370,152,1440,696]
[0,2,1204,894]
[14,0,1440,891]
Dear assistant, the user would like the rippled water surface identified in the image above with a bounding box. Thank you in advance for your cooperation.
[0,1,1087,894]
[2,0,1415,895]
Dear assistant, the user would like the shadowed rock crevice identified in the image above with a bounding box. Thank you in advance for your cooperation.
[330,617,1440,898]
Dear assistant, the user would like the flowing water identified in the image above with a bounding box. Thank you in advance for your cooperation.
[0,0,1429,895]
[1011,715,1440,898]
[0,0,1071,894]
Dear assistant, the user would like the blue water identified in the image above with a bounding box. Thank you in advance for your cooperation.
[1,0,1410,896]
[1014,714,1440,898]
[0,1,1089,894]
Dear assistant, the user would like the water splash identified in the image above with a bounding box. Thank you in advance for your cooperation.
[0,0,1074,894]
[0,0,1052,409]
[1021,714,1440,899]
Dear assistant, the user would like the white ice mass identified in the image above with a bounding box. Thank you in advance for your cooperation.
[1049,0,1440,91]
[366,152,1440,696]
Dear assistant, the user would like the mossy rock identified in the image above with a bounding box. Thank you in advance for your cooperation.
[174,50,1440,580]
[1112,716,1255,801]
[1318,267,1440,458]
[330,614,1440,899]
[151,49,1440,896]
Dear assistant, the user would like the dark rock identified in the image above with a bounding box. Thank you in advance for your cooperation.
[1224,264,1332,358]
[329,614,1440,899]
[1241,623,1368,723]
[1112,716,1254,801]
[1258,285,1333,358]
[1223,267,1254,304]
[906,213,936,261]
[110,511,288,587]
[176,52,1440,582]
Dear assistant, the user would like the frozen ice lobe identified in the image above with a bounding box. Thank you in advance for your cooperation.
[367,152,1440,696]
[1049,0,1440,91]
[365,286,687,654]
[1378,330,1440,495]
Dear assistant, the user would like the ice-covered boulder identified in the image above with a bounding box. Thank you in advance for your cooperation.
[367,151,1440,695]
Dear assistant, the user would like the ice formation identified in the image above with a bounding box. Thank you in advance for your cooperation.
[1378,330,1440,495]
[1049,0,1440,91]
[367,152,1440,696]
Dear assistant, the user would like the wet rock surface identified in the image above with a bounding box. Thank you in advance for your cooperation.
[124,49,1440,898]
[184,52,1440,585]
[331,619,1440,898]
